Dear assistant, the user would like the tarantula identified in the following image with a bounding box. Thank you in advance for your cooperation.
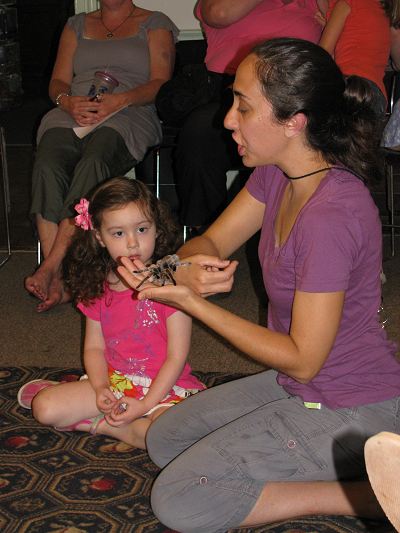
[133,254,190,289]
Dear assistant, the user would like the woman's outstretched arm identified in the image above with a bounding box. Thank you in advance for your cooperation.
[119,258,344,383]
[173,187,264,296]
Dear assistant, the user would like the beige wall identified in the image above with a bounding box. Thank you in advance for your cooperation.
[74,0,202,39]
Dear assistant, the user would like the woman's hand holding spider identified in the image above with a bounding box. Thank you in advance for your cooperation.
[118,254,238,299]
[118,256,195,312]
[173,254,238,297]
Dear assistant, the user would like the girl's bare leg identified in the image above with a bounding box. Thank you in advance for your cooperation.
[98,417,152,449]
[25,216,76,312]
[96,405,171,449]
[32,381,170,449]
[240,480,385,528]
[32,380,103,426]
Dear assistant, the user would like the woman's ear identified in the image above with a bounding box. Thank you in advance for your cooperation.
[284,112,308,138]
[94,230,106,248]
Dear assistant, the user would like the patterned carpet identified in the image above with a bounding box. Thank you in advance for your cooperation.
[0,367,394,533]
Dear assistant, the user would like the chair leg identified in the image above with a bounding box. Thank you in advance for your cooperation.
[37,240,41,265]
[153,144,188,242]
[387,163,395,257]
[154,146,160,199]
[0,126,11,268]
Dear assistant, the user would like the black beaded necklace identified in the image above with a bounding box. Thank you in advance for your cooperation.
[100,5,136,39]
[283,166,334,180]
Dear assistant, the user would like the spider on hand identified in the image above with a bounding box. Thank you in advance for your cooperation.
[133,254,190,289]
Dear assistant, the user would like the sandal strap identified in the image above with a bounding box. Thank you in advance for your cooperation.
[55,413,105,434]
[89,414,105,435]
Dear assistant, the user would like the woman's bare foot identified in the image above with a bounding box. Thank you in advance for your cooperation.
[36,275,71,313]
[24,266,53,301]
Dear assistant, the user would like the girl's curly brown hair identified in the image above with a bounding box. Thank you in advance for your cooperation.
[63,177,183,305]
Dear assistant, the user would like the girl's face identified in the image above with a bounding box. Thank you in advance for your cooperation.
[224,54,288,168]
[95,201,157,265]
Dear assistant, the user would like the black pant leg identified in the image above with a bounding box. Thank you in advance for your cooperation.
[174,91,242,227]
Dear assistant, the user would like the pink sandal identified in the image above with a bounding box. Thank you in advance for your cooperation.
[17,379,59,409]
[55,414,105,435]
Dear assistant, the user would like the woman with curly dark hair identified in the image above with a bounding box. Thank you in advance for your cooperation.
[17,177,205,448]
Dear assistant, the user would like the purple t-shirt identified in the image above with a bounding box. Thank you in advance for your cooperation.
[246,165,400,408]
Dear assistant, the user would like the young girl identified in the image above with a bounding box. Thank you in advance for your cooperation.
[318,0,400,116]
[18,177,205,449]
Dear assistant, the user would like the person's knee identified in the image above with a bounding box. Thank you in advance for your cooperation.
[33,147,68,176]
[31,389,58,426]
[151,466,231,533]
[34,130,76,171]
[151,470,200,533]
[151,472,181,530]
[77,152,108,173]
[146,416,175,468]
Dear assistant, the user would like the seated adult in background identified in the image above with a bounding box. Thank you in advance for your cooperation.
[171,0,324,233]
[119,38,400,531]
[381,19,400,150]
[390,19,400,70]
[25,0,178,312]
[318,0,399,116]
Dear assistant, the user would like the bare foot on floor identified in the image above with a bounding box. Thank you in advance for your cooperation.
[24,267,53,301]
[36,276,71,313]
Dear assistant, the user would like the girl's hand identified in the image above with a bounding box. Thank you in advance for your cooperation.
[118,257,158,291]
[95,386,118,414]
[105,396,148,426]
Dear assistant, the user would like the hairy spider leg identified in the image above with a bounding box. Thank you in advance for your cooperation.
[164,269,177,286]
[136,272,154,289]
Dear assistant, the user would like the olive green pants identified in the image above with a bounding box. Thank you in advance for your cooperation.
[30,127,136,224]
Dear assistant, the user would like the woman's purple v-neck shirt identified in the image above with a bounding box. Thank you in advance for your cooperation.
[246,165,400,408]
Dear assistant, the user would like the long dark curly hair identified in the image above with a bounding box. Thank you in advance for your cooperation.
[63,177,182,305]
[252,38,383,185]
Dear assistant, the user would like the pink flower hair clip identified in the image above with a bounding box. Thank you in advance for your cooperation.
[74,198,93,230]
